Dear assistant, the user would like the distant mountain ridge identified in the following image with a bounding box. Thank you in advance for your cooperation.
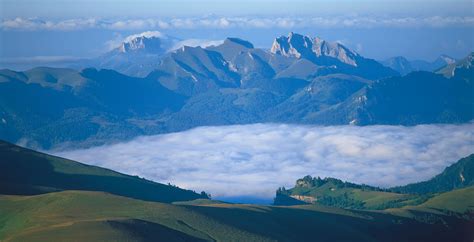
[143,32,398,97]
[381,55,456,75]
[92,32,398,81]
[0,32,472,149]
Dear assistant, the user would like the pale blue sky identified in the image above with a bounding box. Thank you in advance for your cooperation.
[2,0,473,18]
[0,0,473,68]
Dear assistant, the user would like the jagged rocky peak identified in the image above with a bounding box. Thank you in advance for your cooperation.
[118,31,168,53]
[313,36,359,66]
[437,52,473,77]
[270,32,314,58]
[384,56,412,68]
[271,32,359,66]
[437,54,456,65]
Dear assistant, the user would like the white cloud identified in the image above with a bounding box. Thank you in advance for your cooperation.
[2,15,473,31]
[123,31,166,42]
[53,123,474,200]
[0,55,85,64]
[102,31,222,51]
[1,17,100,31]
[103,32,125,51]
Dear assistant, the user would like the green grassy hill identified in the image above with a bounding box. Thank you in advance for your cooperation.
[275,154,474,210]
[0,140,472,241]
[1,190,472,242]
[0,140,206,203]
[416,185,474,213]
[391,154,474,194]
[274,176,421,209]
[385,186,474,227]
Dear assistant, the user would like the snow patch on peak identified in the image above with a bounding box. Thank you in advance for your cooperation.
[123,31,166,43]
[118,31,171,53]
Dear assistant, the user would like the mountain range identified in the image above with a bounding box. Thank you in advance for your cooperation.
[1,25,473,242]
[1,140,473,241]
[0,32,473,149]
[381,55,456,76]
[86,31,398,81]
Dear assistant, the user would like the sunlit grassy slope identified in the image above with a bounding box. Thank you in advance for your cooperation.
[0,140,472,241]
[276,154,474,210]
[1,189,472,242]
[275,177,422,209]
[417,186,474,213]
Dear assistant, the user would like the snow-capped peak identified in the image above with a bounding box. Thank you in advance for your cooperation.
[119,31,169,53]
[112,31,226,56]
[123,31,166,43]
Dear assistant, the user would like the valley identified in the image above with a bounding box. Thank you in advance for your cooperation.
[1,140,473,242]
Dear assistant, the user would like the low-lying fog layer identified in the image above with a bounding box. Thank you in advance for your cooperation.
[54,123,474,200]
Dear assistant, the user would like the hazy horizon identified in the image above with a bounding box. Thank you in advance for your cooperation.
[1,0,473,69]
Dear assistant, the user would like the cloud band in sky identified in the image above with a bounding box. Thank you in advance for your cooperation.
[2,16,474,31]
[53,123,474,200]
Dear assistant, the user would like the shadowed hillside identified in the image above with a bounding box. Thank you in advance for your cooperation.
[0,140,207,203]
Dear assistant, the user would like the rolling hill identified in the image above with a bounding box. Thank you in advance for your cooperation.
[275,154,474,210]
[274,176,423,210]
[1,189,472,242]
[0,140,472,241]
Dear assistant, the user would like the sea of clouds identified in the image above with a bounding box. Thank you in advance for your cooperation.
[54,123,474,201]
